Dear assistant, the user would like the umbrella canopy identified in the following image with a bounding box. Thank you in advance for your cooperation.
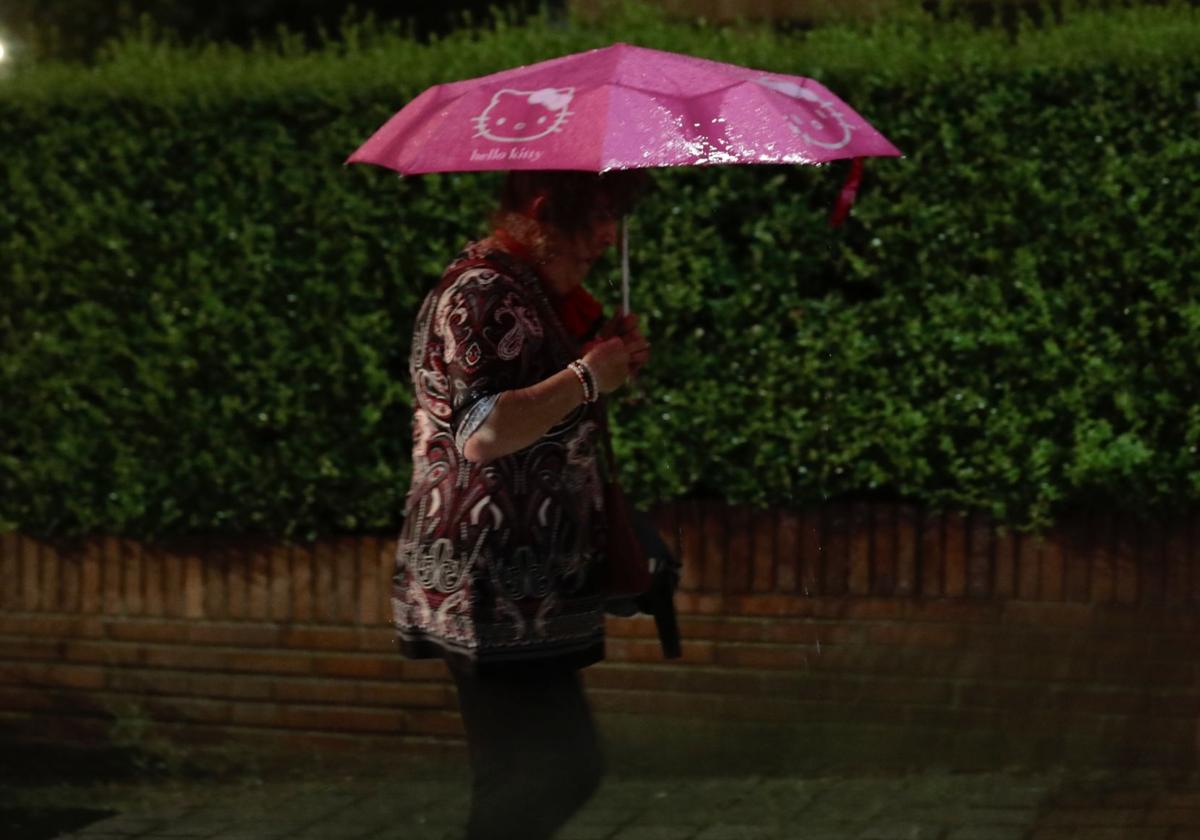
[346,42,901,174]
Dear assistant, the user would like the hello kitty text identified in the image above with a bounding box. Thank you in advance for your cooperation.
[470,147,546,163]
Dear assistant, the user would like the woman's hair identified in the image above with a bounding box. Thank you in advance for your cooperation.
[491,169,652,237]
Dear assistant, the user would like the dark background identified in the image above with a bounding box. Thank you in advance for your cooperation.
[0,0,567,62]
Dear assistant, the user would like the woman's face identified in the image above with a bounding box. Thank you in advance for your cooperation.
[540,209,619,296]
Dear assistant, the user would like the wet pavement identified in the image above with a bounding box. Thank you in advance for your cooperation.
[19,764,1200,840]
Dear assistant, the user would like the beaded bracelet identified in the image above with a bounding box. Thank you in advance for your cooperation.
[568,360,597,403]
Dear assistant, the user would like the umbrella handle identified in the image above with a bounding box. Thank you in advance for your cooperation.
[621,216,631,314]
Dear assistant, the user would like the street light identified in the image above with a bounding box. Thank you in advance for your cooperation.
[0,41,7,63]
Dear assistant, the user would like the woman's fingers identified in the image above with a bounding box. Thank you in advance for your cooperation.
[622,334,650,355]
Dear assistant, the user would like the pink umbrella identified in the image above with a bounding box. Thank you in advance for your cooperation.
[347,42,902,307]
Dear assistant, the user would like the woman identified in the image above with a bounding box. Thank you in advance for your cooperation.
[393,169,652,840]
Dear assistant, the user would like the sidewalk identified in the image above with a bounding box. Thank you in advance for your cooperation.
[31,765,1200,840]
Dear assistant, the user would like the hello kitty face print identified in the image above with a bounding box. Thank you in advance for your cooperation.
[473,87,575,143]
[755,77,853,151]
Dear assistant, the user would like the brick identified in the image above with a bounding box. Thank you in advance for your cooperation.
[868,623,964,648]
[1141,518,1169,607]
[141,695,232,725]
[183,552,204,618]
[848,501,871,596]
[824,502,849,596]
[728,594,813,617]
[59,544,82,613]
[272,679,359,705]
[840,598,903,621]
[775,509,800,593]
[798,507,822,596]
[648,502,681,566]
[103,619,188,645]
[1089,511,1116,605]
[712,642,813,670]
[122,538,144,616]
[1040,529,1065,601]
[606,615,657,638]
[204,550,227,620]
[967,510,993,599]
[336,541,359,624]
[1016,530,1042,600]
[377,539,396,621]
[187,622,280,647]
[993,524,1017,600]
[702,501,726,593]
[356,627,397,652]
[944,510,968,598]
[228,546,250,620]
[1164,516,1191,607]
[1001,601,1093,629]
[292,543,314,621]
[396,658,449,681]
[82,538,102,614]
[19,535,41,612]
[609,636,713,665]
[0,613,102,638]
[0,533,18,611]
[281,625,363,651]
[1190,516,1200,607]
[61,639,144,667]
[230,701,284,728]
[725,504,752,594]
[673,592,725,614]
[872,502,897,596]
[676,616,858,646]
[313,539,336,624]
[919,509,943,597]
[228,650,314,675]
[358,536,381,626]
[1061,516,1094,604]
[278,704,406,733]
[0,661,105,690]
[677,500,704,592]
[356,681,451,709]
[268,544,290,622]
[140,644,228,671]
[905,599,1000,624]
[895,504,919,597]
[163,550,183,617]
[106,668,272,701]
[311,653,402,680]
[406,709,464,737]
[102,535,125,616]
[750,507,776,593]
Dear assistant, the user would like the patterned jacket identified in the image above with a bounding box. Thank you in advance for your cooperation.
[392,238,608,672]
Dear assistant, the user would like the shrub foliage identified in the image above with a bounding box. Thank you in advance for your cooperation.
[2,1,1198,540]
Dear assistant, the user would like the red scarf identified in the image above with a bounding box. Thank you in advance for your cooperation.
[491,229,604,343]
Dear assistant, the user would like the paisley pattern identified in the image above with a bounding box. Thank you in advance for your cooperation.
[394,239,607,668]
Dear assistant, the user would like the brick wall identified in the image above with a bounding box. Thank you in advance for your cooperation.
[2,503,1198,771]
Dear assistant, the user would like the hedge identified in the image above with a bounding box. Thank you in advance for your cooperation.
[1,1,1198,541]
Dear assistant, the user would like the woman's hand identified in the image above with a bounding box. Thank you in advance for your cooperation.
[592,310,651,377]
[582,337,631,394]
